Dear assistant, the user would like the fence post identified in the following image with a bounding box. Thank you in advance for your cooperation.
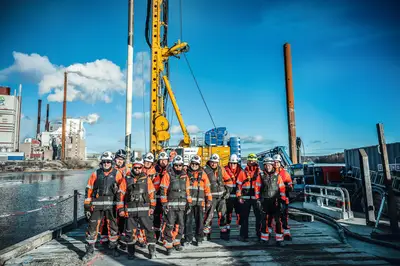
[376,123,399,234]
[73,189,78,228]
[359,149,376,225]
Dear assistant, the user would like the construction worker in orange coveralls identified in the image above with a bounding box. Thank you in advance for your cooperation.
[160,155,192,255]
[259,157,287,246]
[83,151,126,261]
[273,154,293,240]
[224,154,245,240]
[236,153,261,241]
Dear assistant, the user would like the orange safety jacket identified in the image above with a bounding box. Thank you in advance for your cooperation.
[224,165,246,198]
[160,169,192,209]
[115,165,130,177]
[276,167,292,204]
[236,165,261,200]
[84,168,126,210]
[125,172,156,216]
[187,169,212,207]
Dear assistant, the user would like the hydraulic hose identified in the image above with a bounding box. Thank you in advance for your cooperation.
[145,0,152,48]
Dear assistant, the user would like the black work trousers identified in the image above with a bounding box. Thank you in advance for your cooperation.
[226,197,241,227]
[153,203,163,231]
[239,199,261,238]
[184,205,204,242]
[125,214,156,244]
[86,209,118,244]
[260,199,282,241]
[204,197,227,233]
[164,209,185,246]
[281,202,289,230]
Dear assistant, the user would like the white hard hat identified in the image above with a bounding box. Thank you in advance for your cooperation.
[143,152,155,163]
[190,155,201,165]
[158,152,169,160]
[132,157,144,167]
[173,155,184,165]
[263,157,274,165]
[273,154,282,162]
[101,151,114,162]
[229,154,239,163]
[209,153,220,163]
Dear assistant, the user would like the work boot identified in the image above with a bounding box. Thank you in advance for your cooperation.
[166,247,173,256]
[127,244,135,260]
[155,231,161,241]
[174,244,183,251]
[238,236,249,242]
[109,241,120,257]
[148,244,156,259]
[82,244,94,261]
[284,235,292,241]
[276,241,285,247]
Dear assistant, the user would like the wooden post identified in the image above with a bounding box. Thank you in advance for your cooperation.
[376,123,399,233]
[73,189,78,228]
[359,149,376,225]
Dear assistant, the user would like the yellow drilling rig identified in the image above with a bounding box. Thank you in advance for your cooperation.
[146,0,231,166]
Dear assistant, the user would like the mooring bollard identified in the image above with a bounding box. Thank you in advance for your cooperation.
[73,189,78,228]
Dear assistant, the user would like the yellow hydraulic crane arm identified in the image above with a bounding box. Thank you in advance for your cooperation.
[149,0,190,155]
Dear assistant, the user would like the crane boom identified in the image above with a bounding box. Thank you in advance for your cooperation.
[149,0,190,155]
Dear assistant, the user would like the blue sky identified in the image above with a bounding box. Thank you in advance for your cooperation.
[0,0,399,155]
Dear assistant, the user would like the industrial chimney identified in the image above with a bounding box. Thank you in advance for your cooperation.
[37,99,42,136]
[45,104,50,131]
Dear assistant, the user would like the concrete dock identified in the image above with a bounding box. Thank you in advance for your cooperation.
[4,215,391,266]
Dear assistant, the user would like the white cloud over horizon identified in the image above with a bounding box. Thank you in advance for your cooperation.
[0,51,150,103]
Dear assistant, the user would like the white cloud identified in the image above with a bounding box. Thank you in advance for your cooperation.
[82,113,100,125]
[0,51,150,103]
[170,125,201,135]
[187,125,200,134]
[170,125,181,134]
[133,112,149,119]
[0,52,56,81]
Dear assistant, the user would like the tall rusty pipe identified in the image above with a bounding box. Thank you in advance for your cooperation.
[36,99,42,137]
[283,43,298,164]
[61,72,67,161]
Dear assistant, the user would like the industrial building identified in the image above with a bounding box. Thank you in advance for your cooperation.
[17,98,87,161]
[0,86,24,161]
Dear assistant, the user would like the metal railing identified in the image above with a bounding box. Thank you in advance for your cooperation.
[0,190,83,229]
[348,167,400,193]
[304,185,354,220]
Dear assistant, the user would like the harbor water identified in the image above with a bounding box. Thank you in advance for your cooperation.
[0,170,91,250]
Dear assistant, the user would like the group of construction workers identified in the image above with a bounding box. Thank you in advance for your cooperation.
[82,150,293,261]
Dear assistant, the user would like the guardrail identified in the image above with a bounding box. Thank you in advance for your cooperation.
[349,167,400,193]
[303,185,354,220]
[0,190,85,265]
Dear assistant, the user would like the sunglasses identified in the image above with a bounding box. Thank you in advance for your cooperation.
[133,167,142,170]
[103,161,112,164]
[174,164,183,167]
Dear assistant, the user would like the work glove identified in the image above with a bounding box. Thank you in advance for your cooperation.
[206,201,212,209]
[223,192,230,200]
[256,200,262,211]
[238,197,244,204]
[163,205,169,215]
[119,210,126,217]
[186,206,191,215]
[85,211,92,221]
[149,208,154,216]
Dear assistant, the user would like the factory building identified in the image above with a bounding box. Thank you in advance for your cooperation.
[0,86,23,161]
